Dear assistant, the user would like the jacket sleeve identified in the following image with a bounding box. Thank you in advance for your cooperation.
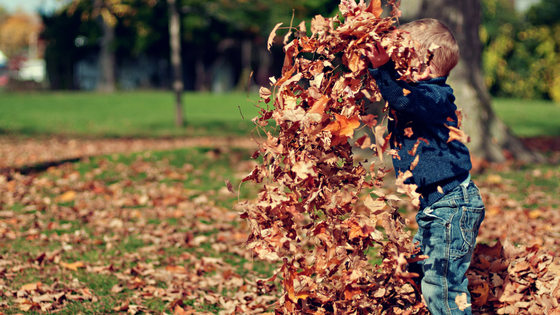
[369,62,456,122]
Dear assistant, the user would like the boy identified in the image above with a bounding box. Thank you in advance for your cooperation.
[366,19,485,315]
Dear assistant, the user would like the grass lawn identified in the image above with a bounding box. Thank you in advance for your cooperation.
[0,91,262,138]
[1,91,558,138]
[492,97,560,137]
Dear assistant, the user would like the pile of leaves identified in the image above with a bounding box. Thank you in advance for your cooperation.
[240,0,560,314]
[468,240,560,314]
[239,1,432,314]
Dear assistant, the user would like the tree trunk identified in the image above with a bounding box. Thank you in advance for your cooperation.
[194,53,206,91]
[236,38,252,92]
[167,0,184,127]
[95,0,116,93]
[401,0,543,163]
[256,45,272,88]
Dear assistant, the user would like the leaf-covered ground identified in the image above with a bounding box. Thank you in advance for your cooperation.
[0,135,559,314]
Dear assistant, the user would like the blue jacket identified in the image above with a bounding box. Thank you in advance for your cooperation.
[369,62,471,209]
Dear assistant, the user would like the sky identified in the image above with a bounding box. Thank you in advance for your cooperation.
[0,0,66,14]
[515,0,542,12]
[0,0,545,14]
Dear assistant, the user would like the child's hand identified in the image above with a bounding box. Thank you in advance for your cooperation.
[366,42,390,68]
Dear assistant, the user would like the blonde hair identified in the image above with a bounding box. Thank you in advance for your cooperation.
[400,18,460,77]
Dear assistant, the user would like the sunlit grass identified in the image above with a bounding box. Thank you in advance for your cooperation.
[492,97,560,137]
[0,91,262,138]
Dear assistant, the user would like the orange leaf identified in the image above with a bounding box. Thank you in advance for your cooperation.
[403,88,411,96]
[20,282,41,292]
[309,95,329,114]
[365,0,384,18]
[347,51,362,72]
[173,305,195,315]
[471,283,489,307]
[410,155,420,171]
[344,285,362,300]
[60,261,85,271]
[333,113,361,138]
[446,125,470,144]
[57,190,76,202]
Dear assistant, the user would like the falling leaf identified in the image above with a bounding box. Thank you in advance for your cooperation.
[361,114,377,128]
[410,155,420,171]
[292,161,317,179]
[268,23,283,51]
[259,87,272,101]
[446,125,470,144]
[365,0,384,18]
[225,179,234,193]
[404,127,413,137]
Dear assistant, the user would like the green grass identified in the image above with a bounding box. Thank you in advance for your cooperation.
[0,91,262,138]
[492,97,560,137]
[1,92,559,139]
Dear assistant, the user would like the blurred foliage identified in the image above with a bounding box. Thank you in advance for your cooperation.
[481,0,560,102]
[0,13,41,58]
[40,0,340,90]
[41,0,169,89]
[39,0,560,100]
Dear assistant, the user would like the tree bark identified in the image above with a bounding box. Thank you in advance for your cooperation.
[236,38,252,91]
[256,45,272,88]
[95,0,116,93]
[401,0,543,163]
[167,0,184,127]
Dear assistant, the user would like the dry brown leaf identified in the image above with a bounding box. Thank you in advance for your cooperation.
[268,23,283,51]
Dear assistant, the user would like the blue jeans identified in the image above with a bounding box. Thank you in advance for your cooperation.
[411,179,485,315]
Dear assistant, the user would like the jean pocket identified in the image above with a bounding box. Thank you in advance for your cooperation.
[451,206,485,258]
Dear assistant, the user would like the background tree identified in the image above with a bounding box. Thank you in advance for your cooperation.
[168,0,183,127]
[67,0,141,92]
[481,0,560,102]
[179,0,340,90]
[0,12,41,58]
[42,0,166,90]
[400,0,543,163]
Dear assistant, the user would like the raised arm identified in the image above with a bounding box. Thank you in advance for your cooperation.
[369,61,457,122]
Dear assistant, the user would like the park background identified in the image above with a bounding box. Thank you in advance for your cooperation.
[0,0,559,314]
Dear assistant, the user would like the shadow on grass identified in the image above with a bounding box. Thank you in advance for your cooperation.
[0,157,82,178]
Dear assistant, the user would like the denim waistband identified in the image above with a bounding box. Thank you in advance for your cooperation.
[418,172,470,209]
